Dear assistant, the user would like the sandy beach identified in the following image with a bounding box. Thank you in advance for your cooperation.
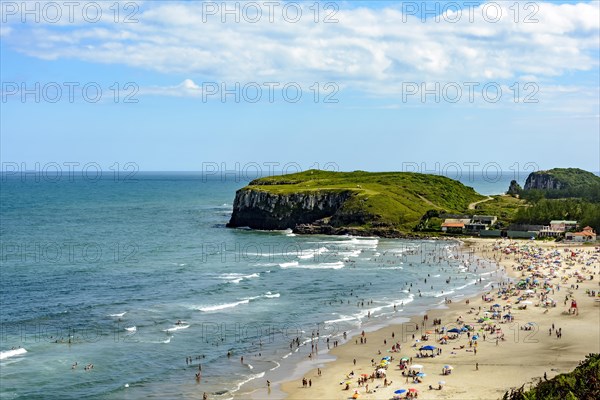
[279,239,600,400]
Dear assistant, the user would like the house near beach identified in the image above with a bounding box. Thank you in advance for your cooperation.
[441,219,470,233]
[565,226,597,242]
[550,220,579,231]
[471,215,497,225]
[442,216,497,234]
[538,220,579,238]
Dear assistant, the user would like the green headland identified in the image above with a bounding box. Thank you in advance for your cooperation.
[227,168,600,238]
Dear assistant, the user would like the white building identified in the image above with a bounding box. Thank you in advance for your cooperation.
[565,226,597,242]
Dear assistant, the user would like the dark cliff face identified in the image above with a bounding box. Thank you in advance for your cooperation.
[507,180,522,195]
[524,173,564,190]
[226,189,354,230]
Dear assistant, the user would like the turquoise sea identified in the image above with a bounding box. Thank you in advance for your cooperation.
[0,172,518,399]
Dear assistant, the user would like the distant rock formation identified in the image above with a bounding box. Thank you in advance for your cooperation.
[507,180,522,196]
[524,172,564,190]
[523,168,600,191]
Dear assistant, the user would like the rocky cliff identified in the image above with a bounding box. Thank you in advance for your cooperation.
[523,168,600,191]
[524,172,564,190]
[226,189,356,230]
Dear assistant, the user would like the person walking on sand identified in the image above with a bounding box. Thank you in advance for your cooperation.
[476,363,479,370]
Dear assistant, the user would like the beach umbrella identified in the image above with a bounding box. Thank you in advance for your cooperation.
[411,364,423,369]
[400,357,410,361]
[492,304,501,307]
[394,389,407,394]
[416,373,426,377]
[443,365,453,370]
[448,328,461,333]
[377,368,386,374]
[361,374,369,377]
[382,356,391,361]
[420,345,436,351]
[439,380,446,385]
[521,301,533,305]
[408,388,418,393]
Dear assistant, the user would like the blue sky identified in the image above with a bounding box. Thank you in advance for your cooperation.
[1,1,599,173]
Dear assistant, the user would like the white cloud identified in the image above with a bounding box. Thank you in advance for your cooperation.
[139,79,203,97]
[3,1,599,98]
[0,25,12,37]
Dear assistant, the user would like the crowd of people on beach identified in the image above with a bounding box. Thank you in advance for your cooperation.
[186,240,598,399]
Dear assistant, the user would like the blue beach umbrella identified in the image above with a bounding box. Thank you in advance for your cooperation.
[420,345,436,351]
[394,389,407,394]
[416,372,426,377]
[447,328,461,333]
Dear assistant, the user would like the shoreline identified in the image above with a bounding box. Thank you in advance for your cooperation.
[275,238,600,400]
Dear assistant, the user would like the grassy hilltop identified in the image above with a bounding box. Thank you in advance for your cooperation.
[239,170,485,232]
[525,168,600,189]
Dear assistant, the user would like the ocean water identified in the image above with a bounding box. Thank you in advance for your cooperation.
[0,172,511,399]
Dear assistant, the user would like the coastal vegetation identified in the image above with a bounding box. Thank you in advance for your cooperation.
[513,168,600,232]
[502,353,600,400]
[513,198,600,232]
